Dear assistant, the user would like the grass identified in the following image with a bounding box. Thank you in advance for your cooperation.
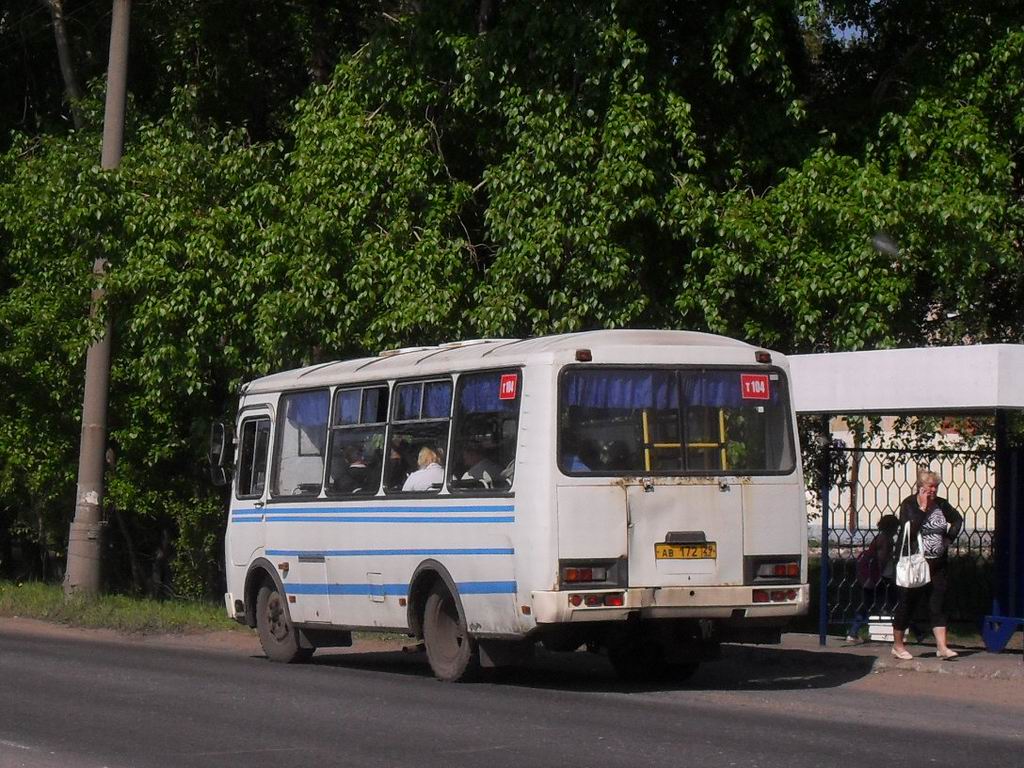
[0,580,245,635]
[0,580,407,644]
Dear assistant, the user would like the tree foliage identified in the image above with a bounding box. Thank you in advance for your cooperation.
[0,0,1021,595]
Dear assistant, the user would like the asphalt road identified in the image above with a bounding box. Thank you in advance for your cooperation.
[0,624,1021,768]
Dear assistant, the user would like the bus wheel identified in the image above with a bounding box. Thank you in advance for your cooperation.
[668,662,700,682]
[256,582,313,663]
[608,636,668,682]
[422,583,479,682]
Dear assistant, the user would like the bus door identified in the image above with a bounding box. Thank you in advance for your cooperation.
[624,368,791,588]
[626,480,743,588]
[229,411,273,567]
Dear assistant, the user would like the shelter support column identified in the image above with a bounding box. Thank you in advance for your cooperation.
[983,410,1024,652]
[817,415,831,646]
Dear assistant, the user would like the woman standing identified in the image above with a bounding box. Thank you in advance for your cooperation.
[891,469,963,660]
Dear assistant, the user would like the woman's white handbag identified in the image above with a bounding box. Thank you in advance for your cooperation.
[896,522,931,589]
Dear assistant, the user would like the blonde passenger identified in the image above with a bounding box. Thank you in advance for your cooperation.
[402,446,444,492]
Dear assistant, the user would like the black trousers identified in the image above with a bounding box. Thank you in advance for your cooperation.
[893,557,949,630]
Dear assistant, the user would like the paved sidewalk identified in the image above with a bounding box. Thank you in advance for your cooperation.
[727,632,1024,681]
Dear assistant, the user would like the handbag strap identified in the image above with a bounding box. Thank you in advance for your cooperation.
[900,522,928,558]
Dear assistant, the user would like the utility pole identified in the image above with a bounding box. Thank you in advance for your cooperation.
[64,0,131,598]
[47,0,85,130]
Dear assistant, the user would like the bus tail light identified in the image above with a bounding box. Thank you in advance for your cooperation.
[562,566,608,583]
[755,561,800,580]
[559,559,624,589]
[568,592,625,608]
[753,589,798,604]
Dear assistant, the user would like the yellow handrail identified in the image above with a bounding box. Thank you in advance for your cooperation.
[642,410,651,471]
[640,407,729,470]
[719,408,728,470]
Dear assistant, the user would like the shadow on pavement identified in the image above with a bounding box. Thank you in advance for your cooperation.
[306,642,877,693]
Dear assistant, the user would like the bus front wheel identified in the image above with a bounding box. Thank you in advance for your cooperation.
[255,582,313,664]
[422,583,480,682]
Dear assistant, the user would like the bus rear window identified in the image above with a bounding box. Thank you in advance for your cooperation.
[558,368,795,475]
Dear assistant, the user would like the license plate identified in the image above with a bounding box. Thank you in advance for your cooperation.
[655,542,717,560]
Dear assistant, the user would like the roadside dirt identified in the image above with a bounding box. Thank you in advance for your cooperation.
[0,615,409,656]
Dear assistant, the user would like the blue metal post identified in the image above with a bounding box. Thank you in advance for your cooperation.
[818,429,831,646]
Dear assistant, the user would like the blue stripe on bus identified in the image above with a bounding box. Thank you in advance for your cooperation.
[284,580,517,596]
[265,548,514,557]
[234,505,514,515]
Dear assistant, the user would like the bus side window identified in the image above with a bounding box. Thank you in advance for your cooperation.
[271,389,329,497]
[326,385,388,496]
[237,417,271,498]
[449,370,521,492]
[388,379,452,493]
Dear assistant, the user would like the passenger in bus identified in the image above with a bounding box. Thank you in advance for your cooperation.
[402,446,444,491]
[331,444,369,494]
[385,441,412,489]
[460,440,503,489]
[562,437,597,472]
[563,453,590,472]
[599,440,633,470]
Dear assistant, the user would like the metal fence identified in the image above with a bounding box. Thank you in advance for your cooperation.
[821,446,995,632]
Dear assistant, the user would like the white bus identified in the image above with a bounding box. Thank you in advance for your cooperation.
[218,330,808,681]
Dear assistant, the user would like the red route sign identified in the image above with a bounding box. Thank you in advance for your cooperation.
[499,373,518,400]
[740,373,770,400]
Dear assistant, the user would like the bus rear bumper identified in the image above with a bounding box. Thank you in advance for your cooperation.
[531,584,809,624]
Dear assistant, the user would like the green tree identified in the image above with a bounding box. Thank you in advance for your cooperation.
[1,1,1023,596]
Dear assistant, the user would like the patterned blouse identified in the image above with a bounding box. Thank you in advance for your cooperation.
[920,507,950,558]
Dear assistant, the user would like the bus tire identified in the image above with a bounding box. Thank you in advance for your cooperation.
[422,583,479,682]
[668,662,700,682]
[256,582,313,664]
[608,636,668,683]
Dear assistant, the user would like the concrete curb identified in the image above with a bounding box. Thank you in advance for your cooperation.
[743,633,1024,681]
[872,652,1024,680]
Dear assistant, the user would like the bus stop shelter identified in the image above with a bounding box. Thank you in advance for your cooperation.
[788,344,1024,651]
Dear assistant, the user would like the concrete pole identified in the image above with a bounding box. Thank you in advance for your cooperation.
[64,0,131,598]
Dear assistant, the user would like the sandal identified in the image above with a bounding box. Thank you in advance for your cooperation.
[936,648,959,659]
[890,647,913,660]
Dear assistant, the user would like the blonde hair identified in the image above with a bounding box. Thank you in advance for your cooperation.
[417,446,441,468]
[917,469,941,489]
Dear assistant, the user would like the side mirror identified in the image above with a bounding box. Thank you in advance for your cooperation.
[208,422,233,487]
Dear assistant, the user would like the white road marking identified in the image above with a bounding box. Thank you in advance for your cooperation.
[0,739,33,750]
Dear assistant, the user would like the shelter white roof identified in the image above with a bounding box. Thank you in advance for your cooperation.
[789,344,1024,415]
